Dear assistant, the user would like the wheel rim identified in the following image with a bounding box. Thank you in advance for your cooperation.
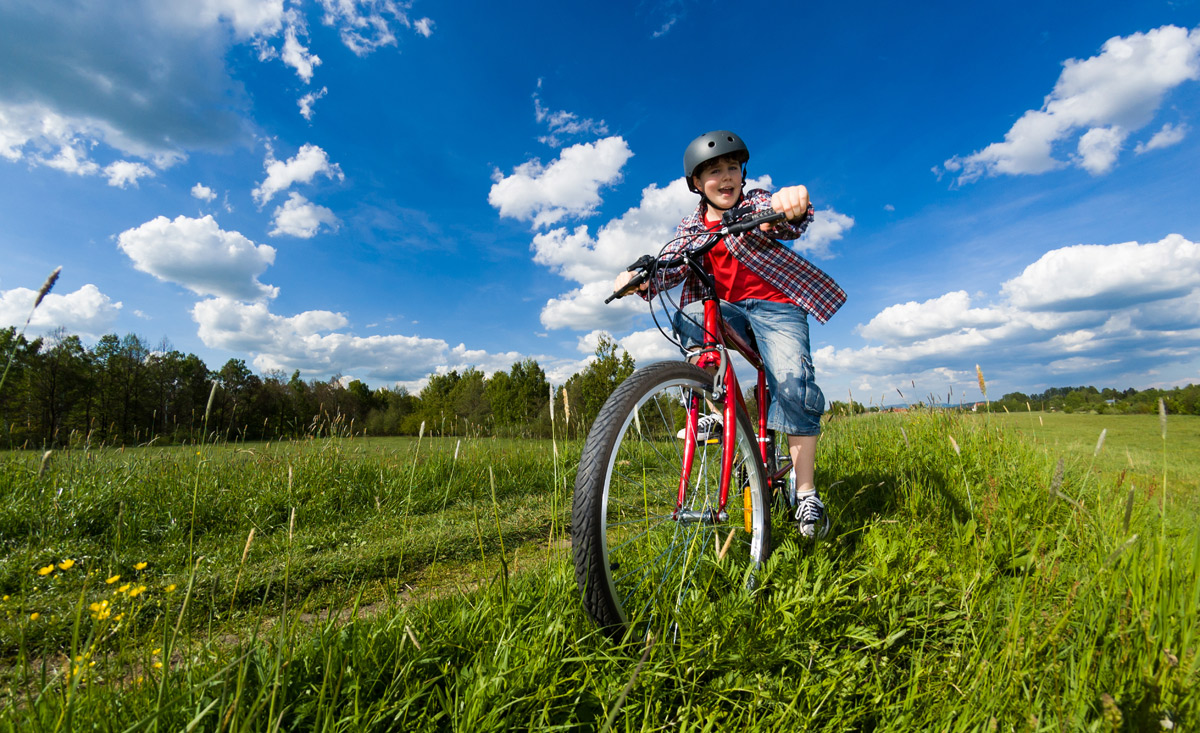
[598,376,769,637]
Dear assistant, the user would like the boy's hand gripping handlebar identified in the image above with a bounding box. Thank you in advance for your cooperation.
[605,207,787,303]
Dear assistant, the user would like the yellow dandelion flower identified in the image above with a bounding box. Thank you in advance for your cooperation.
[134,562,147,571]
[153,661,163,669]
[29,612,40,621]
[106,574,120,584]
[152,648,162,656]
[129,585,147,597]
[115,613,125,621]
[57,559,75,570]
[165,584,177,593]
[2,595,8,602]
[37,565,54,576]
[117,583,130,594]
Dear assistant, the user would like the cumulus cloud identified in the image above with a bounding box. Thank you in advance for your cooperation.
[823,234,1200,403]
[117,215,279,301]
[269,192,340,238]
[191,183,218,202]
[1135,122,1189,154]
[800,209,855,258]
[191,297,550,386]
[104,161,155,188]
[298,86,328,120]
[0,284,122,338]
[281,24,321,82]
[252,143,344,206]
[488,136,633,228]
[1001,234,1200,311]
[942,25,1200,184]
[857,291,1008,345]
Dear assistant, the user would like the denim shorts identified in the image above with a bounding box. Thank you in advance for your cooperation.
[672,299,825,436]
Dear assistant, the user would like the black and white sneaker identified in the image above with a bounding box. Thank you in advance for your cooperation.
[676,412,723,442]
[794,493,831,539]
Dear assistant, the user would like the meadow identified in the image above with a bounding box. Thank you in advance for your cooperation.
[0,409,1196,731]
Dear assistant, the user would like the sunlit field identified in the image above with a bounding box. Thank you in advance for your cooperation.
[1,411,1196,730]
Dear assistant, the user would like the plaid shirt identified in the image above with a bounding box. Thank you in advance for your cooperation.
[648,189,846,324]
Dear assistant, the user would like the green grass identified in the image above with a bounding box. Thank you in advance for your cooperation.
[987,410,1200,519]
[1,412,1196,730]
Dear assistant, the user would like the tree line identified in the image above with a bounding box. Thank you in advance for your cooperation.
[0,327,635,449]
[992,384,1200,415]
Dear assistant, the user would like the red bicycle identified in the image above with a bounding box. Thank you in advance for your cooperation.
[571,206,798,640]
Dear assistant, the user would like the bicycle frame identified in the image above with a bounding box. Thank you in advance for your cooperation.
[673,259,792,518]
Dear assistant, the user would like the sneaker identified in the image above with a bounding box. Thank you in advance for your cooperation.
[794,493,831,539]
[676,413,723,441]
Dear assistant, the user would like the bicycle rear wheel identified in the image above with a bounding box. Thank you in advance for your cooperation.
[571,360,772,640]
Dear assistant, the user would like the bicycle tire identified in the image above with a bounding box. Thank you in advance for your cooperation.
[571,360,772,640]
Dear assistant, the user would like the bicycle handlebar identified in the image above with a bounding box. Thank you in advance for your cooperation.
[605,206,787,303]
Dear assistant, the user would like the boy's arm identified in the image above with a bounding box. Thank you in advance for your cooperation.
[743,188,813,242]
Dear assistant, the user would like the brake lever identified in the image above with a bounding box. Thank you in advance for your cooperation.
[721,207,786,235]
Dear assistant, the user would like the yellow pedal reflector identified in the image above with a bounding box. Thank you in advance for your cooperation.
[743,486,753,533]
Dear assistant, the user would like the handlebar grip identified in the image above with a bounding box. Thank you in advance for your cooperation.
[606,270,649,303]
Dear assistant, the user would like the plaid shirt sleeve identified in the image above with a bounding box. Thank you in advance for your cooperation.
[660,189,847,323]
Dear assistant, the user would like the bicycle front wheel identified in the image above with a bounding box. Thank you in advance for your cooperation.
[571,360,772,640]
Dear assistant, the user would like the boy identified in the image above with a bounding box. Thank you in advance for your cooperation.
[612,130,845,538]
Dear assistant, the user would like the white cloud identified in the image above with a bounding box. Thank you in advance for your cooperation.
[191,297,550,387]
[117,215,279,301]
[316,0,427,56]
[1135,122,1189,153]
[104,160,155,188]
[799,209,855,258]
[252,143,344,206]
[857,291,1007,345]
[0,284,122,338]
[1001,234,1200,311]
[532,177,695,331]
[1075,125,1126,175]
[39,144,101,177]
[282,25,321,82]
[298,86,328,121]
[191,183,218,202]
[943,25,1200,183]
[269,192,339,238]
[171,0,287,38]
[488,136,633,228]
[820,234,1200,402]
[533,81,609,147]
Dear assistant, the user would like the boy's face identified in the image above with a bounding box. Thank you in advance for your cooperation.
[692,155,744,211]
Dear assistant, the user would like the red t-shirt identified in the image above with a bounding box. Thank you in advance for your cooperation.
[703,216,791,304]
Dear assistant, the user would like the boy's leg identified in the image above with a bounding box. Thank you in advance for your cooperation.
[788,434,818,496]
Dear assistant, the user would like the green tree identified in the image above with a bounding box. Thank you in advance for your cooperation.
[27,330,92,445]
[571,334,636,431]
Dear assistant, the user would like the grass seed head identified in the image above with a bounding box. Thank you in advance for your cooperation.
[34,267,62,309]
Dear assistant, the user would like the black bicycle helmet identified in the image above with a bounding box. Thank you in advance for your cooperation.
[683,130,749,193]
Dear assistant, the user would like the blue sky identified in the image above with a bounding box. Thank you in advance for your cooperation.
[2,0,1199,407]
